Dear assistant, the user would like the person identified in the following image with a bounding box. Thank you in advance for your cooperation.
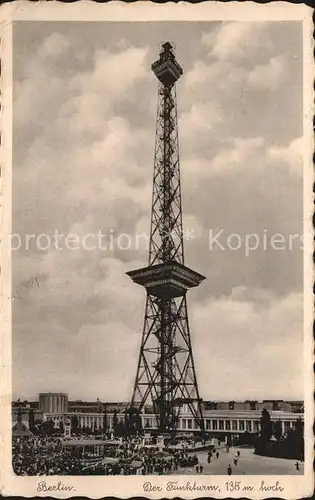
[227,464,232,475]
[200,464,204,474]
[295,461,299,471]
[216,451,219,459]
[237,450,240,457]
[196,464,199,474]
[233,458,238,466]
[207,455,211,463]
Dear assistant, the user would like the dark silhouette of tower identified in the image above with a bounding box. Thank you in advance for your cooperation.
[127,42,205,434]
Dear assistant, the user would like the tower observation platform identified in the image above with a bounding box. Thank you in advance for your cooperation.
[151,41,183,86]
[127,42,206,435]
[127,261,205,299]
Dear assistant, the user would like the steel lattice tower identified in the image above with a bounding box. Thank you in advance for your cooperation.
[127,42,205,434]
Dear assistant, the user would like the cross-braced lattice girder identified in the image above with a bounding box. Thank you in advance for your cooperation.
[128,43,205,434]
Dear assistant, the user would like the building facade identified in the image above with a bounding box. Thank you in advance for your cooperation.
[41,408,303,437]
[203,400,304,413]
[68,399,103,414]
[12,407,43,428]
[13,395,304,437]
[39,393,68,413]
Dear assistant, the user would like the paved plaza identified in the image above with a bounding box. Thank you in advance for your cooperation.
[171,447,304,476]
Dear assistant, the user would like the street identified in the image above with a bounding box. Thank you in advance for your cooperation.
[170,447,304,475]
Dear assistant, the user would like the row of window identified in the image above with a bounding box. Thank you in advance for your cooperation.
[204,419,258,431]
[204,402,257,411]
[51,415,104,425]
[182,419,296,432]
[48,415,298,432]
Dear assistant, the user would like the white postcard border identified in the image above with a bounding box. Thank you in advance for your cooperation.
[0,2,314,498]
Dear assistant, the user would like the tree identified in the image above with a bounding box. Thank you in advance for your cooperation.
[124,410,130,434]
[273,421,282,440]
[41,419,55,435]
[123,407,142,435]
[71,415,79,432]
[113,410,118,435]
[103,412,108,432]
[295,418,304,459]
[28,409,35,430]
[135,412,143,433]
[295,418,303,436]
[285,418,304,460]
[116,420,126,437]
[260,408,273,442]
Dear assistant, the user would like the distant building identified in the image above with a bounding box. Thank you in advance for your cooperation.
[104,402,130,413]
[288,401,304,413]
[203,401,218,410]
[68,399,103,413]
[39,393,68,413]
[203,399,303,413]
[12,406,43,428]
[39,407,303,437]
[12,394,304,437]
[12,400,39,410]
[203,401,257,411]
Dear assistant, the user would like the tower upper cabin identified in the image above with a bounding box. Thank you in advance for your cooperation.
[151,42,183,87]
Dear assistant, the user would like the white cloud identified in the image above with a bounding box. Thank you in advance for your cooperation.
[183,59,247,99]
[38,33,70,60]
[14,37,153,238]
[181,134,303,186]
[12,23,303,402]
[58,47,150,138]
[180,101,223,149]
[268,137,304,177]
[202,22,273,61]
[210,137,265,176]
[192,289,303,400]
[184,60,223,88]
[248,55,287,91]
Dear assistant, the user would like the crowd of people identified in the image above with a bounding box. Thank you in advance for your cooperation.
[13,427,304,476]
[12,434,203,476]
[13,436,83,475]
[97,451,199,476]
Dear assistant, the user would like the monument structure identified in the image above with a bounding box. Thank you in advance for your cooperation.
[127,42,205,434]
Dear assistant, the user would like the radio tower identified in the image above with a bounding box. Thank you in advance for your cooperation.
[127,42,205,434]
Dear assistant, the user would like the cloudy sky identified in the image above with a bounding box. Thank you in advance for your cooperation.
[12,21,303,403]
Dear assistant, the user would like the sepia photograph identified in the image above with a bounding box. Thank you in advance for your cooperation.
[0,2,313,498]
